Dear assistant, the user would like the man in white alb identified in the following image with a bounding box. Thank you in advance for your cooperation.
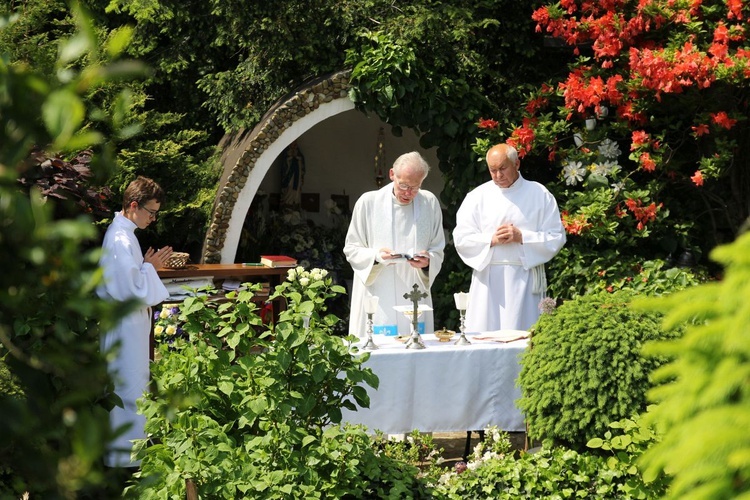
[344,151,445,338]
[97,176,173,468]
[453,143,565,332]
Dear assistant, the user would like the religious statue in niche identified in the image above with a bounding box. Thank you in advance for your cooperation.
[281,141,306,207]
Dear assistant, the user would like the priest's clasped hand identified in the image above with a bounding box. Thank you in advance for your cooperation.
[491,223,522,246]
[145,245,173,269]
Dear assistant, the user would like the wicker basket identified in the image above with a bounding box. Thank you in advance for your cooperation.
[163,252,190,269]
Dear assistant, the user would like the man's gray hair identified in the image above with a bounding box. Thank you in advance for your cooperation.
[392,151,431,177]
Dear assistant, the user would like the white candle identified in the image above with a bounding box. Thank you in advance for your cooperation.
[454,292,469,310]
[364,295,379,314]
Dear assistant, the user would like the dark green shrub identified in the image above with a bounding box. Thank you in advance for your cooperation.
[518,290,680,449]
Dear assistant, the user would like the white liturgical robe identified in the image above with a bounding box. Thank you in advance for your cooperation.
[344,183,445,337]
[453,175,565,332]
[97,212,169,467]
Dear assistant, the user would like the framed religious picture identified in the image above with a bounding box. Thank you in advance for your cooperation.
[301,192,320,212]
[330,194,350,215]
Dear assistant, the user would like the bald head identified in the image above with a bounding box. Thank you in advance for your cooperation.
[486,144,521,188]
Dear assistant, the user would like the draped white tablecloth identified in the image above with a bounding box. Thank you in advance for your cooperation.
[341,333,529,433]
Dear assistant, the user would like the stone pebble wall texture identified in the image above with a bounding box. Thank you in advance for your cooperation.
[203,70,351,264]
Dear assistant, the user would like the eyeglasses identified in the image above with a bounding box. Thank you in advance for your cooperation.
[395,179,422,192]
[139,204,159,219]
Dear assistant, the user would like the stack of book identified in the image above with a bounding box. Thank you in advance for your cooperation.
[260,255,298,268]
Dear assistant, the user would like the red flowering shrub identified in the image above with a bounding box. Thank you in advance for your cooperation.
[473,0,746,297]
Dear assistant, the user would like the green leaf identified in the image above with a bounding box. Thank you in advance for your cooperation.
[43,89,85,144]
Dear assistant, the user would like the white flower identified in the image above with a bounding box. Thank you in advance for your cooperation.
[287,268,297,281]
[590,160,620,177]
[563,161,586,185]
[282,211,302,224]
[299,277,310,287]
[598,138,621,159]
[611,181,625,194]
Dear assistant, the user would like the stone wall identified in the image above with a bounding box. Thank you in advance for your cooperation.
[202,70,352,263]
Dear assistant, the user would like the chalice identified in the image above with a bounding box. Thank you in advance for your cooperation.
[402,308,426,349]
[453,292,471,346]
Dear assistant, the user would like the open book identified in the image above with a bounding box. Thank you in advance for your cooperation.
[389,252,429,261]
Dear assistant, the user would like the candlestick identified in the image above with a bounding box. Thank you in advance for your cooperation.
[362,311,378,350]
[454,291,471,346]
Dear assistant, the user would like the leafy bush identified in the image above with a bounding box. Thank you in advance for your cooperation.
[130,268,432,498]
[0,5,147,497]
[433,419,667,499]
[634,230,750,499]
[518,290,680,449]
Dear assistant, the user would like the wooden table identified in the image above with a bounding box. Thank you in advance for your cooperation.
[340,334,529,434]
[157,263,290,281]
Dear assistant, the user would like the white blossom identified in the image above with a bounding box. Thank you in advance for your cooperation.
[299,277,310,287]
[563,161,586,186]
[598,138,621,159]
[287,268,297,281]
[590,160,620,177]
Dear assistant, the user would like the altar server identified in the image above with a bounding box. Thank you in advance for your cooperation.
[453,143,565,332]
[97,176,173,467]
[344,151,445,337]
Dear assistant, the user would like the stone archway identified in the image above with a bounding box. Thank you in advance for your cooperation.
[202,70,353,264]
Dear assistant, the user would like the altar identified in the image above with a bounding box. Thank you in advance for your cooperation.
[341,333,529,434]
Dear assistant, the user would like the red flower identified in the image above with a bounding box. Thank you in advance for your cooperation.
[561,211,592,235]
[631,130,650,149]
[639,152,656,172]
[625,198,662,227]
[691,170,704,186]
[710,111,737,130]
[478,118,499,130]
[691,123,709,137]
[728,0,743,19]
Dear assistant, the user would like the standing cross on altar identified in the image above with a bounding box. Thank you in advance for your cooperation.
[404,283,428,349]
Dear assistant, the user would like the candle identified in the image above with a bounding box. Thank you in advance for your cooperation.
[454,292,469,310]
[364,295,379,314]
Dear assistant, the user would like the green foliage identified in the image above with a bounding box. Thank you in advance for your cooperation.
[548,253,706,300]
[518,290,680,450]
[428,419,665,499]
[434,418,667,500]
[372,430,447,484]
[633,231,750,499]
[0,3,148,497]
[131,269,430,498]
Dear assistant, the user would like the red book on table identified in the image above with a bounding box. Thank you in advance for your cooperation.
[260,255,298,268]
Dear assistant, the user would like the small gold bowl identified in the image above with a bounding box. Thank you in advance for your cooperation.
[434,328,455,342]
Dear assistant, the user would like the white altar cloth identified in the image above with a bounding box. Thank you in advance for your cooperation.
[341,333,529,433]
